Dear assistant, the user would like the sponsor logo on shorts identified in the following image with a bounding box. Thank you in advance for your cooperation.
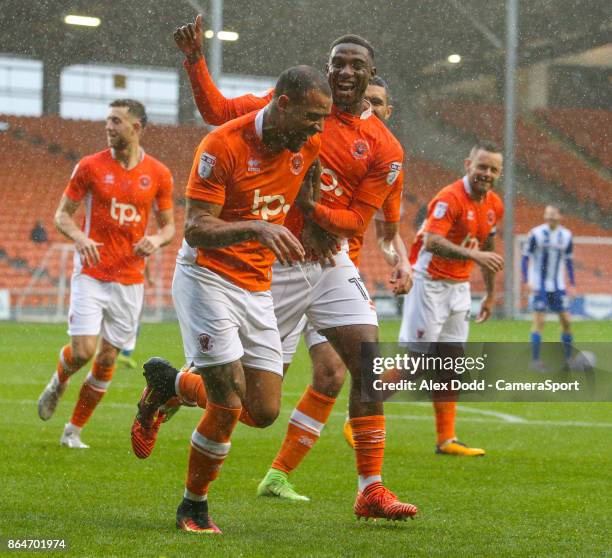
[417,329,425,339]
[352,138,370,159]
[433,201,449,219]
[386,162,402,185]
[198,333,214,353]
[139,175,151,189]
[290,153,304,175]
[198,152,217,179]
[110,197,141,225]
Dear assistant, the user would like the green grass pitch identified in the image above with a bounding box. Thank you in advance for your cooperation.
[1,319,610,557]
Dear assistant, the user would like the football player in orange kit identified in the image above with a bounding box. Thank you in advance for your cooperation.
[37,99,175,448]
[138,66,332,533]
[130,16,419,522]
[396,140,504,456]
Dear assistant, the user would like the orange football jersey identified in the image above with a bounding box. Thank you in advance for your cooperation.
[185,109,321,291]
[65,149,174,285]
[185,58,404,262]
[411,177,504,281]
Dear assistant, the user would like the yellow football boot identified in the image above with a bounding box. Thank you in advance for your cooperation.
[436,439,485,456]
[343,418,355,448]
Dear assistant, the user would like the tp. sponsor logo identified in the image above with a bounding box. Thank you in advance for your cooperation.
[104,173,115,185]
[110,197,141,225]
[320,167,343,197]
[198,152,217,179]
[251,189,290,221]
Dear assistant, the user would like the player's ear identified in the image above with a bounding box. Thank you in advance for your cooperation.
[463,158,471,173]
[370,65,377,78]
[277,94,290,111]
[387,104,393,118]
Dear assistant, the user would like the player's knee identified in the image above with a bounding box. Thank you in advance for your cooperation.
[71,344,96,365]
[313,362,345,397]
[249,403,280,428]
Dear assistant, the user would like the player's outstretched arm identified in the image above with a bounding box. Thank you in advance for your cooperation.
[185,199,304,266]
[175,14,270,126]
[54,195,102,267]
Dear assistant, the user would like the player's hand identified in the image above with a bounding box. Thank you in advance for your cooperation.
[253,222,305,265]
[377,238,399,266]
[295,161,320,216]
[472,250,504,273]
[134,235,161,257]
[390,262,413,295]
[302,221,339,267]
[475,295,495,323]
[174,14,204,63]
[75,237,103,267]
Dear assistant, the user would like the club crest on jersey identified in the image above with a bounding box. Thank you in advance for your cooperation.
[198,152,217,179]
[352,138,370,159]
[487,209,496,225]
[198,333,214,353]
[139,175,151,189]
[289,153,304,175]
[386,162,402,185]
[247,158,261,173]
[433,201,449,219]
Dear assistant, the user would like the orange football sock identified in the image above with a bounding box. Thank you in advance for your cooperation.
[178,370,208,408]
[351,415,386,480]
[433,401,457,444]
[70,362,115,428]
[185,402,241,499]
[57,344,80,383]
[271,385,336,474]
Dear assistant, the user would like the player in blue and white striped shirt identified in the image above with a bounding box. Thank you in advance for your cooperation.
[521,205,575,369]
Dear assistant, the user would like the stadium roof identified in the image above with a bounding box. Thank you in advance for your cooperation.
[1,0,610,89]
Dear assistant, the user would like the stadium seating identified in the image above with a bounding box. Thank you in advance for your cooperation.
[0,114,610,313]
[429,101,612,210]
[536,107,611,169]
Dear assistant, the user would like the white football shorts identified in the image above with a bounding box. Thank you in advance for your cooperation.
[398,275,471,351]
[172,263,283,375]
[273,248,378,364]
[67,272,144,350]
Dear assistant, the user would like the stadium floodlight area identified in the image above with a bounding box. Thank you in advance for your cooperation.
[513,234,612,320]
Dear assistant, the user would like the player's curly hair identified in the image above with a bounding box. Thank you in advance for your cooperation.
[330,34,375,60]
[109,99,148,128]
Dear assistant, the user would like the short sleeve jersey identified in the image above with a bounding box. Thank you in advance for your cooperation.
[64,149,174,285]
[411,177,504,281]
[186,109,321,291]
[185,59,404,262]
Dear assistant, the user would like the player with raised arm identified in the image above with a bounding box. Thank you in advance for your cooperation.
[132,16,418,521]
[135,66,331,533]
[393,141,504,456]
[131,17,417,519]
[37,99,175,448]
[521,205,575,371]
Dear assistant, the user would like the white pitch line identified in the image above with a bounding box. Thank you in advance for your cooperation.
[2,398,611,428]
